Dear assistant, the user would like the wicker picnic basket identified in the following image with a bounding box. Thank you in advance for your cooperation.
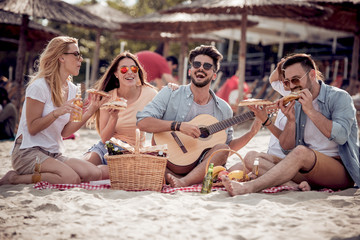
[105,130,167,192]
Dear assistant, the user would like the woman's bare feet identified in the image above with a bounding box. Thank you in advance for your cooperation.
[166,173,187,188]
[282,180,311,191]
[221,176,252,196]
[298,181,311,191]
[0,171,17,185]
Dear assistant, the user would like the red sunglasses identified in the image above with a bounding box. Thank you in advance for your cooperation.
[120,65,139,74]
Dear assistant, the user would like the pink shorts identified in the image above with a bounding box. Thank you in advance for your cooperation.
[11,137,69,175]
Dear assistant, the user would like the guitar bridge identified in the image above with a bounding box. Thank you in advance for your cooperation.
[171,132,187,153]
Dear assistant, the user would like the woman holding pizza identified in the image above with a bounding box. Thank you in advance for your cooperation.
[0,36,109,186]
[84,51,157,179]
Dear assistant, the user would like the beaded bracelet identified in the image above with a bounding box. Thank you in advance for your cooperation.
[171,121,177,131]
[176,122,182,131]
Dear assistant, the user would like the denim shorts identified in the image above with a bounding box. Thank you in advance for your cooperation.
[87,141,125,165]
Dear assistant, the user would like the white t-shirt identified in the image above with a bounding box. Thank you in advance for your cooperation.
[267,81,291,158]
[16,78,77,153]
[303,98,339,156]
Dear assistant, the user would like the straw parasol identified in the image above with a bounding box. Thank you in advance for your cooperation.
[304,0,360,94]
[0,0,112,110]
[163,0,332,104]
[82,3,131,87]
[120,12,258,83]
[0,10,61,51]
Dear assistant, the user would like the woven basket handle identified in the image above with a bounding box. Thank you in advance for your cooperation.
[204,149,246,181]
[135,128,140,154]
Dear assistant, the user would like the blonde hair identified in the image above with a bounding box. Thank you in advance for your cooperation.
[29,36,78,107]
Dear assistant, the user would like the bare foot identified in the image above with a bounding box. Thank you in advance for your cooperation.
[282,180,311,191]
[166,173,187,188]
[298,181,311,191]
[221,176,251,196]
[0,171,17,185]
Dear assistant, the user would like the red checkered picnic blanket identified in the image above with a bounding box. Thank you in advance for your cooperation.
[34,181,334,193]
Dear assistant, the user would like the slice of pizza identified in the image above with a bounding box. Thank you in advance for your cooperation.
[86,88,111,98]
[238,98,274,106]
[100,98,127,111]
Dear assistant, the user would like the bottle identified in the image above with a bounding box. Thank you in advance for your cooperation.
[105,141,115,155]
[253,158,259,177]
[201,163,214,194]
[71,83,83,122]
[157,151,167,157]
[113,147,124,155]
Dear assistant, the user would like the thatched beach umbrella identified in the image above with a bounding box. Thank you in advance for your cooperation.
[0,10,61,51]
[163,0,332,104]
[82,3,131,87]
[305,0,360,94]
[120,12,258,83]
[0,0,111,110]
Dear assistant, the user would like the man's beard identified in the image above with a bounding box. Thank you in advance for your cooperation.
[191,74,212,88]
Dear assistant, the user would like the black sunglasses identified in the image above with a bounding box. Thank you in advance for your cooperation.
[192,61,213,71]
[64,51,83,60]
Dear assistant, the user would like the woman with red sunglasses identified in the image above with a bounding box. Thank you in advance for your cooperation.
[84,52,157,179]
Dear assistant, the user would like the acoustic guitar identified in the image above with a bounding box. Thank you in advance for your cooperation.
[153,111,255,174]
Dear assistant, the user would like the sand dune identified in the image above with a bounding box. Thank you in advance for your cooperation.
[0,127,359,240]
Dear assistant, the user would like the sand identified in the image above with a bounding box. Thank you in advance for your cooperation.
[0,125,359,240]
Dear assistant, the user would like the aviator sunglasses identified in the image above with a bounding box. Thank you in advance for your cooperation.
[282,69,310,88]
[63,51,83,60]
[192,61,213,71]
[120,65,139,74]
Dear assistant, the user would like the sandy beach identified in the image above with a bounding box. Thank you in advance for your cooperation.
[0,124,359,240]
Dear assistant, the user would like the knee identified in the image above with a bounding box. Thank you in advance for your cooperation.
[291,145,315,165]
[243,151,259,170]
[211,144,230,165]
[62,172,81,184]
[83,167,102,182]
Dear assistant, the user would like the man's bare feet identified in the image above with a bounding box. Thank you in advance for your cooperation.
[221,176,252,196]
[166,173,187,188]
[0,171,17,185]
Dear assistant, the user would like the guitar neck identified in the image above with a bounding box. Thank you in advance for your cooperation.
[207,111,255,135]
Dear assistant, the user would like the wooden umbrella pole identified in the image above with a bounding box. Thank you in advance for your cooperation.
[14,14,29,111]
[237,10,247,114]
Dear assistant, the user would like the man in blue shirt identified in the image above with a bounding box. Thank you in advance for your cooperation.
[222,53,360,196]
[137,45,262,188]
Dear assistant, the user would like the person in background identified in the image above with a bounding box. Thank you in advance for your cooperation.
[222,53,360,195]
[84,51,157,179]
[136,51,177,89]
[137,45,262,188]
[166,55,178,80]
[0,87,17,140]
[0,36,109,186]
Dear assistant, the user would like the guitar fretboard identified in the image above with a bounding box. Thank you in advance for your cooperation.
[207,111,255,135]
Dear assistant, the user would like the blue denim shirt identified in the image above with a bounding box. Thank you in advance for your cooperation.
[282,81,359,186]
[136,84,234,144]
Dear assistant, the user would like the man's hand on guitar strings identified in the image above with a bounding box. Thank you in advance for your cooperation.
[180,122,201,138]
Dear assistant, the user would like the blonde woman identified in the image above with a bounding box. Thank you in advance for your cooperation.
[0,36,109,185]
[84,52,157,179]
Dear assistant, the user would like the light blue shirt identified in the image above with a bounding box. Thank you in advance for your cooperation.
[283,80,359,186]
[136,84,234,144]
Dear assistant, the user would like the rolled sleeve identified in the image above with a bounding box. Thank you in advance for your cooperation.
[136,87,171,123]
[329,92,356,145]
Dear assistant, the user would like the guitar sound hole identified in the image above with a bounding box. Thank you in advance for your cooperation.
[199,127,210,139]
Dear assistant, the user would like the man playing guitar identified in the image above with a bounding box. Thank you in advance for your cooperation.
[137,45,262,188]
